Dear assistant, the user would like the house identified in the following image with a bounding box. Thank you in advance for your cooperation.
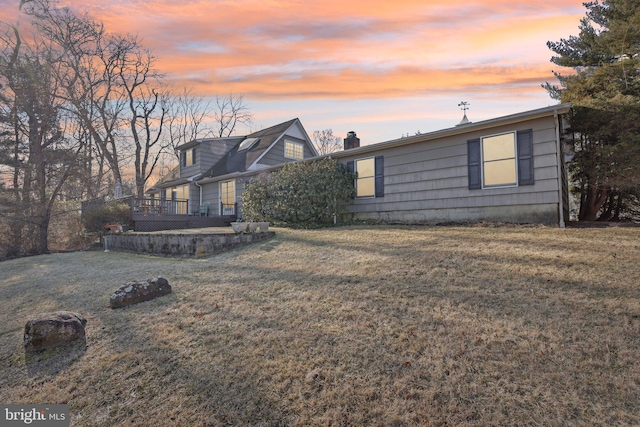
[330,103,571,226]
[137,118,317,231]
[141,103,571,231]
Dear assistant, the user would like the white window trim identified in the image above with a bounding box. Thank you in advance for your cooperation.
[355,157,376,198]
[284,140,304,160]
[481,130,519,189]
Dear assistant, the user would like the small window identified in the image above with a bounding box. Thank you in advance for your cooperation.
[355,158,375,197]
[182,148,196,166]
[482,132,516,187]
[285,140,304,160]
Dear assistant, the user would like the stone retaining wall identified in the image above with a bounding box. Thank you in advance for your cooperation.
[104,231,275,257]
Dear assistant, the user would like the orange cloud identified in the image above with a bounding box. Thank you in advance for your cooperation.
[0,0,584,104]
[165,62,559,100]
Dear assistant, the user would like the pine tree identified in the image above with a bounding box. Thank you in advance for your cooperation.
[546,0,640,221]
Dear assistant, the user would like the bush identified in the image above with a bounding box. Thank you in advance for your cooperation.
[81,201,131,233]
[242,158,355,226]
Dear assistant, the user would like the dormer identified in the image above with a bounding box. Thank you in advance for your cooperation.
[176,140,200,177]
[175,136,244,177]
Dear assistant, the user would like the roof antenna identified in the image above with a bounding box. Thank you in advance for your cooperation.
[456,101,471,126]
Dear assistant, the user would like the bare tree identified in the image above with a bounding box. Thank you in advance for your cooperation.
[165,87,214,161]
[312,129,342,155]
[20,0,127,197]
[114,39,169,198]
[21,0,173,200]
[213,93,252,137]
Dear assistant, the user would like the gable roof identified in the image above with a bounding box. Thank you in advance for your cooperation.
[198,118,300,180]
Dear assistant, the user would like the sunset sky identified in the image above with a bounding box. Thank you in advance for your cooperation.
[1,0,584,144]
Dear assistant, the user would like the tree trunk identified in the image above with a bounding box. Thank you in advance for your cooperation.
[579,184,610,221]
[38,211,50,254]
[31,115,50,254]
[597,192,615,221]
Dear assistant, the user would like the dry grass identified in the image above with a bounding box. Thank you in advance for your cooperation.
[1,225,639,426]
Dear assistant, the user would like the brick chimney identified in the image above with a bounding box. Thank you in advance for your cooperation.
[344,131,360,150]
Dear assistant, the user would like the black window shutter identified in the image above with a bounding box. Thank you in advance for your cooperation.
[467,138,481,189]
[517,129,534,185]
[181,151,186,167]
[374,156,384,197]
[346,161,355,187]
[192,148,197,164]
[346,161,354,174]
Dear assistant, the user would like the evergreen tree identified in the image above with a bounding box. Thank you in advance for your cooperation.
[546,0,640,221]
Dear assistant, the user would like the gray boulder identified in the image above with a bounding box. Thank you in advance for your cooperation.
[110,277,172,309]
[24,311,87,353]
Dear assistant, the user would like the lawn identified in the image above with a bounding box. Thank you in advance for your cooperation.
[1,225,639,426]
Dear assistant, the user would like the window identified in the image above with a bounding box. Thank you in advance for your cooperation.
[356,158,375,197]
[285,140,304,160]
[482,132,516,187]
[467,129,534,190]
[169,185,189,214]
[220,180,235,215]
[181,148,196,166]
[347,156,384,198]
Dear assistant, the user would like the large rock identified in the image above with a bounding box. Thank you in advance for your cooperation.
[110,277,172,309]
[24,311,87,353]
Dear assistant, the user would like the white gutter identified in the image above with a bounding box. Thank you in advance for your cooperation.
[554,109,566,228]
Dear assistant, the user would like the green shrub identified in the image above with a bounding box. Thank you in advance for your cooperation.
[242,158,355,226]
[81,201,131,233]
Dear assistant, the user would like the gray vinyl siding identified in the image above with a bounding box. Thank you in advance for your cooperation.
[236,179,246,219]
[257,136,314,166]
[180,138,244,176]
[180,162,199,178]
[201,182,220,215]
[195,144,218,174]
[340,116,562,225]
[188,184,199,215]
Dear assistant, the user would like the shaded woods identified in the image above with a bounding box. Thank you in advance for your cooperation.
[0,0,251,257]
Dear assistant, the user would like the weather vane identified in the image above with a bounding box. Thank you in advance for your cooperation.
[456,101,471,126]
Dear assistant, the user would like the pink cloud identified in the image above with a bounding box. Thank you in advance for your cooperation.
[0,0,584,135]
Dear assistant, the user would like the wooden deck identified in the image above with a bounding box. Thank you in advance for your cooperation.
[82,196,237,233]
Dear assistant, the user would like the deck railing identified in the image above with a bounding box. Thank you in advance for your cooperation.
[221,202,237,217]
[131,197,190,216]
